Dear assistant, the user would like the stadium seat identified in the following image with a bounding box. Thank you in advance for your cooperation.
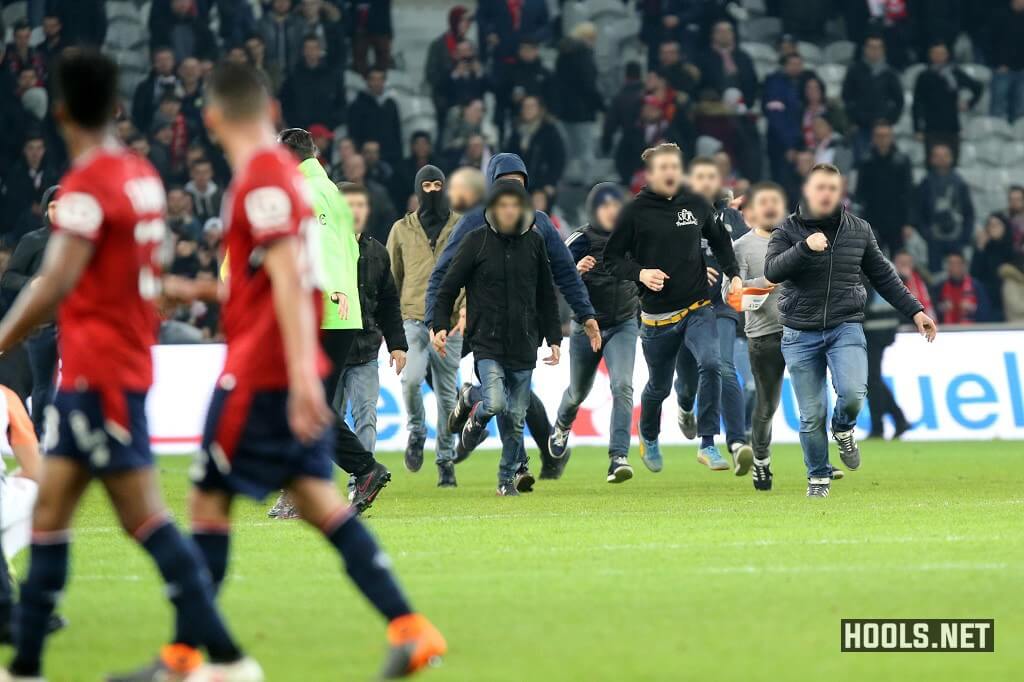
[587,0,629,22]
[385,69,420,96]
[753,59,775,81]
[958,165,986,191]
[742,16,783,43]
[1014,118,1024,140]
[106,1,139,23]
[696,135,723,157]
[959,142,979,167]
[961,63,992,86]
[1004,141,1024,167]
[912,166,926,184]
[741,0,768,14]
[986,168,1024,193]
[740,42,779,63]
[106,23,147,52]
[976,139,1004,166]
[111,49,149,74]
[818,63,847,94]
[397,95,434,121]
[964,116,1015,141]
[1,2,27,29]
[796,42,823,65]
[906,142,925,167]
[824,41,856,64]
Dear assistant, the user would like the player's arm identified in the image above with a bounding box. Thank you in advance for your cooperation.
[162,274,224,304]
[263,237,333,442]
[0,233,93,354]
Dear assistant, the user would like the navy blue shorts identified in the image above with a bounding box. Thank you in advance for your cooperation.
[192,385,334,500]
[45,388,153,475]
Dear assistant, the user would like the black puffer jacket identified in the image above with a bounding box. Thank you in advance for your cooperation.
[764,205,923,330]
[348,235,408,366]
[564,183,638,328]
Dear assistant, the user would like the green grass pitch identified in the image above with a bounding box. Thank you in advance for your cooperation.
[9,440,1022,681]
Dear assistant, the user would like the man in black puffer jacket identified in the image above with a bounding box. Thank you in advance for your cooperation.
[765,163,938,498]
[549,182,639,484]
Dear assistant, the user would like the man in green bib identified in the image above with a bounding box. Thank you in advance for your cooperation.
[272,128,392,518]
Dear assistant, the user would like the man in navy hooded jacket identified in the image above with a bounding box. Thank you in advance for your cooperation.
[426,153,600,480]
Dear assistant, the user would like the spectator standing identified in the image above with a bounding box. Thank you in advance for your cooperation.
[912,42,982,160]
[971,214,1016,320]
[339,153,397,243]
[800,76,846,150]
[506,96,566,198]
[258,0,303,75]
[497,37,553,129]
[348,68,403,164]
[280,35,345,131]
[3,21,46,84]
[1003,185,1024,250]
[425,5,474,137]
[697,21,758,108]
[37,13,66,71]
[615,95,681,188]
[989,0,1024,122]
[1,134,58,243]
[347,0,394,74]
[149,0,218,63]
[762,53,810,184]
[841,35,904,160]
[444,40,488,107]
[912,143,975,272]
[935,252,991,324]
[396,131,439,200]
[656,41,700,102]
[780,0,830,41]
[244,33,282,94]
[810,115,853,175]
[296,0,346,71]
[184,158,222,224]
[894,250,936,319]
[166,186,203,241]
[553,22,603,183]
[637,0,697,68]
[855,121,914,254]
[45,0,106,47]
[131,47,181,134]
[442,99,486,162]
[177,57,205,131]
[602,61,645,157]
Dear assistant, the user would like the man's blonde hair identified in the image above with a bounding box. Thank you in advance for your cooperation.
[641,142,682,167]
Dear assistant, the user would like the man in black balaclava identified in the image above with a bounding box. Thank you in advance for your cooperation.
[414,164,450,247]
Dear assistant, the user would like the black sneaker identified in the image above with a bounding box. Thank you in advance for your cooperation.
[606,456,633,483]
[828,464,845,481]
[351,462,392,513]
[437,461,457,488]
[752,458,773,491]
[539,447,571,480]
[806,478,831,498]
[548,424,570,459]
[832,429,861,470]
[496,480,520,496]
[514,464,536,493]
[455,405,487,463]
[447,382,475,434]
[404,433,425,473]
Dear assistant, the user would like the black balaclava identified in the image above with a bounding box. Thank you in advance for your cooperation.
[415,164,449,246]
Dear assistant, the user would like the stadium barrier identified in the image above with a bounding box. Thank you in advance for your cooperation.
[148,328,1024,454]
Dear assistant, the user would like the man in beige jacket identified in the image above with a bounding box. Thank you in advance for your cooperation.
[387,165,469,487]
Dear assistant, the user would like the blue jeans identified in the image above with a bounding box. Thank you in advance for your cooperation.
[337,360,380,452]
[401,319,462,463]
[673,315,746,445]
[640,305,720,441]
[990,69,1024,122]
[555,319,639,456]
[476,359,533,482]
[781,323,868,479]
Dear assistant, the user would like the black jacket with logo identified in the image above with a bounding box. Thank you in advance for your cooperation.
[764,205,924,331]
[603,186,739,314]
[348,235,408,366]
[433,187,561,370]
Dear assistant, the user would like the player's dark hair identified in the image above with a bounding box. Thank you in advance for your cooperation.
[338,182,371,207]
[278,128,318,161]
[206,62,269,121]
[51,49,119,130]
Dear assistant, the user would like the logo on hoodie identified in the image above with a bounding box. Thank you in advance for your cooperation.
[676,208,698,227]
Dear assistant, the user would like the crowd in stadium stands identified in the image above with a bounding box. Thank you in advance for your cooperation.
[1,0,1024,334]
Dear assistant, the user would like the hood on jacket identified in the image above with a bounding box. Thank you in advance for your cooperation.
[585,182,624,231]
[485,152,529,189]
[484,179,533,235]
[448,5,469,35]
[41,184,61,229]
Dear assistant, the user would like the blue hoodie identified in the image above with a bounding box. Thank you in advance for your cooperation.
[424,153,595,326]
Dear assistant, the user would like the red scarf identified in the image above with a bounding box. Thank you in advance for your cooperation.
[904,271,935,320]
[939,276,977,324]
[507,0,523,31]
[169,113,189,171]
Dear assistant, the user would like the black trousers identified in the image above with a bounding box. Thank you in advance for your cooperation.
[748,332,786,460]
[26,325,58,437]
[865,329,907,434]
[321,330,377,476]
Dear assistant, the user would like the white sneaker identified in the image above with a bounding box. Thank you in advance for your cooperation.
[185,657,264,682]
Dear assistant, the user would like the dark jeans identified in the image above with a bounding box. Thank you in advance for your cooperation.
[865,329,908,434]
[476,359,533,483]
[25,325,58,437]
[673,315,746,445]
[555,319,639,456]
[321,330,377,476]
[640,305,720,441]
[781,323,867,479]
[747,332,786,460]
[467,386,555,468]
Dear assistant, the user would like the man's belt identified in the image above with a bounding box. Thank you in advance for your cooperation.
[641,299,711,327]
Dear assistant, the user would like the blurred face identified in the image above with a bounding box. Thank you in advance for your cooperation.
[24,139,45,167]
[47,198,59,224]
[226,47,248,64]
[347,193,370,233]
[518,42,539,62]
[711,22,735,50]
[646,151,683,195]
[130,137,150,155]
[783,55,803,78]
[338,137,356,161]
[713,151,732,178]
[641,102,662,123]
[1008,189,1024,213]
[455,41,474,60]
[863,38,885,64]
[154,50,175,75]
[872,125,894,153]
[179,57,201,82]
[191,162,213,186]
[812,117,832,143]
[366,71,386,96]
[14,27,30,49]
[344,155,366,182]
[448,172,481,211]
[894,252,914,277]
[520,97,541,122]
[930,145,953,172]
[803,170,842,215]
[172,0,191,16]
[946,254,966,278]
[464,100,484,125]
[43,17,61,38]
[412,137,431,158]
[595,198,622,231]
[493,195,523,233]
[168,189,190,215]
[301,0,321,19]
[362,141,380,165]
[17,70,36,91]
[688,163,721,200]
[795,150,815,176]
[159,98,181,117]
[465,135,484,161]
[929,44,949,66]
[986,216,1007,240]
[458,13,473,36]
[246,37,265,62]
[155,126,173,145]
[531,190,548,212]
[659,42,680,67]
[303,39,322,66]
[751,189,786,229]
[273,0,291,14]
[804,78,823,104]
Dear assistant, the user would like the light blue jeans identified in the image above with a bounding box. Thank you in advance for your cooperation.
[476,359,533,483]
[781,322,868,479]
[401,320,462,463]
[337,360,380,452]
[555,319,639,456]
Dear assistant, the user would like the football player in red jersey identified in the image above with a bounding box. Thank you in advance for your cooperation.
[183,63,446,679]
[0,52,261,682]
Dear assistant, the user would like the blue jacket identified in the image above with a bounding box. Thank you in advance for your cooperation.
[425,153,594,326]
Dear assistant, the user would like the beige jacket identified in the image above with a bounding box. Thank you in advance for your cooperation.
[386,211,464,326]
